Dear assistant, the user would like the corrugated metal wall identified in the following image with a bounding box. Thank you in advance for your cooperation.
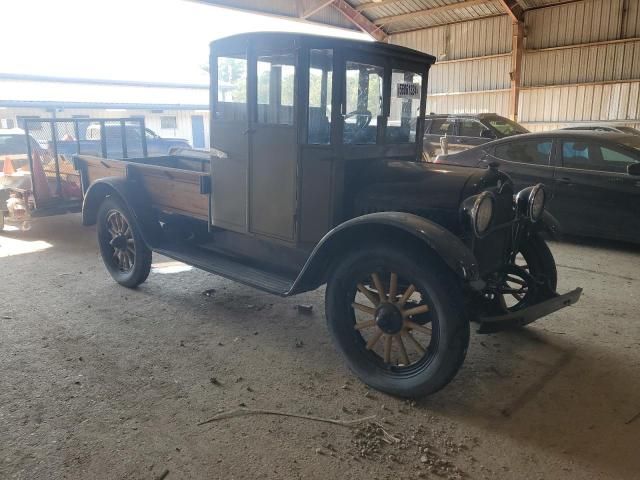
[390,0,640,130]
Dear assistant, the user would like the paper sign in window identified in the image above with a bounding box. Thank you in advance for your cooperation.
[396,82,420,99]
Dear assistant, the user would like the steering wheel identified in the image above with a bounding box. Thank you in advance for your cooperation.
[344,110,372,130]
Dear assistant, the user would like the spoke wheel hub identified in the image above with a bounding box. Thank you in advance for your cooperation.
[375,303,403,335]
[110,234,128,250]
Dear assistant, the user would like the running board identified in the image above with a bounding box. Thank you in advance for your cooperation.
[154,241,295,296]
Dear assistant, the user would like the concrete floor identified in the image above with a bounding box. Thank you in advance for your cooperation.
[1,214,639,480]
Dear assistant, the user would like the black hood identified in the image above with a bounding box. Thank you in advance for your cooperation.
[349,160,512,232]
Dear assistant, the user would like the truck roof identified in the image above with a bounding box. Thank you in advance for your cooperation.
[210,32,437,65]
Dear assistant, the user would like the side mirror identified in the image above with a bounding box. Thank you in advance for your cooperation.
[628,162,640,176]
[480,129,496,139]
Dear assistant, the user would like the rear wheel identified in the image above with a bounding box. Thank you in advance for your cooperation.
[325,245,469,398]
[97,197,152,288]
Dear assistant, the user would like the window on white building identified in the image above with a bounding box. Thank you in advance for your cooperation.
[160,116,177,129]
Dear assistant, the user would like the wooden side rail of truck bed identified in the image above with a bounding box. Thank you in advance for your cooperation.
[76,154,210,221]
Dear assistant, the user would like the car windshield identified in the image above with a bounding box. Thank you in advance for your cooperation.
[487,117,529,136]
[617,126,640,135]
[618,135,640,152]
[0,134,28,155]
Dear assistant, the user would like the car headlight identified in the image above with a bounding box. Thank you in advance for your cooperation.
[516,184,546,222]
[472,192,494,236]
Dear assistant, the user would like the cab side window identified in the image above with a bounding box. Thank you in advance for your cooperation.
[562,141,638,173]
[343,61,384,145]
[257,53,296,125]
[494,139,552,165]
[216,55,248,122]
[308,49,333,144]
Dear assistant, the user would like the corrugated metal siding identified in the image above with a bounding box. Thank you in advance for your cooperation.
[427,90,510,116]
[523,40,640,86]
[196,0,356,30]
[378,2,505,35]
[525,0,624,49]
[519,82,640,123]
[429,55,511,93]
[391,15,511,60]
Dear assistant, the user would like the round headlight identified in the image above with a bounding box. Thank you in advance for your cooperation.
[473,192,494,236]
[529,184,546,221]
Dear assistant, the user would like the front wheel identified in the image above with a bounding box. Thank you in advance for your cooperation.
[97,197,152,288]
[494,233,557,315]
[325,245,469,398]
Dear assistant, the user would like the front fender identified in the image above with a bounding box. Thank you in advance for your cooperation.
[533,210,562,240]
[82,177,163,247]
[288,212,479,295]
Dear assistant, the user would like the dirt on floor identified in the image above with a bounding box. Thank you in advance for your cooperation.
[1,214,639,480]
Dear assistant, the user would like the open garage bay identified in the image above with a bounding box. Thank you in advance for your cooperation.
[1,214,638,479]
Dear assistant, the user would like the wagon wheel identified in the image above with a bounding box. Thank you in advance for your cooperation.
[97,197,152,288]
[351,272,434,368]
[106,210,136,273]
[325,245,469,398]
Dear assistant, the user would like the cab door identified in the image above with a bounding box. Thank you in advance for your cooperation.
[248,43,298,242]
[211,50,250,233]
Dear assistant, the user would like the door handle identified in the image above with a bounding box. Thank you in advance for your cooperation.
[243,128,256,135]
[557,177,573,185]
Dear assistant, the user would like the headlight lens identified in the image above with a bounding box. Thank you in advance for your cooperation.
[473,192,494,235]
[529,184,546,221]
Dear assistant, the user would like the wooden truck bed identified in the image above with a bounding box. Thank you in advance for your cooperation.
[77,154,210,221]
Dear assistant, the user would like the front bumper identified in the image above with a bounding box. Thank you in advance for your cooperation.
[477,288,583,333]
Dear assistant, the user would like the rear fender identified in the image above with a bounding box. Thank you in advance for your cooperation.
[82,177,163,247]
[288,212,480,295]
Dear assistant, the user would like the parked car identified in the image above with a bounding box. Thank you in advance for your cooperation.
[423,113,529,159]
[436,131,640,244]
[558,124,640,135]
[76,32,581,398]
[54,123,191,157]
[0,128,41,170]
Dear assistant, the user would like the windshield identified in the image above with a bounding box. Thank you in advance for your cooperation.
[618,135,640,152]
[0,134,28,155]
[617,126,640,136]
[487,116,529,137]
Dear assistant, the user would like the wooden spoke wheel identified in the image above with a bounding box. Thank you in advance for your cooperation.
[325,245,469,398]
[97,197,152,288]
[352,272,434,368]
[106,210,136,273]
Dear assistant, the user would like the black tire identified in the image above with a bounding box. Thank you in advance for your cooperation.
[325,244,469,398]
[519,232,557,294]
[494,232,558,317]
[97,197,152,288]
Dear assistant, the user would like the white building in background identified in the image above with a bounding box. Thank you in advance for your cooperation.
[0,73,210,149]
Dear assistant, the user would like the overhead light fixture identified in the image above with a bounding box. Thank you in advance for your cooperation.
[106,108,127,112]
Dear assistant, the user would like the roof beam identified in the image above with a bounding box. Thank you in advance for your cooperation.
[300,0,335,19]
[496,0,523,22]
[356,0,405,13]
[373,0,495,26]
[331,0,387,41]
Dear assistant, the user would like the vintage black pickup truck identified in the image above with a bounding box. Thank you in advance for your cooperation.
[74,32,581,397]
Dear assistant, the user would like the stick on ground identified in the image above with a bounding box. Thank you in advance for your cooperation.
[198,408,375,427]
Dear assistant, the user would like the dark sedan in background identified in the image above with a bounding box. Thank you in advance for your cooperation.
[436,131,640,244]
[423,113,529,158]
